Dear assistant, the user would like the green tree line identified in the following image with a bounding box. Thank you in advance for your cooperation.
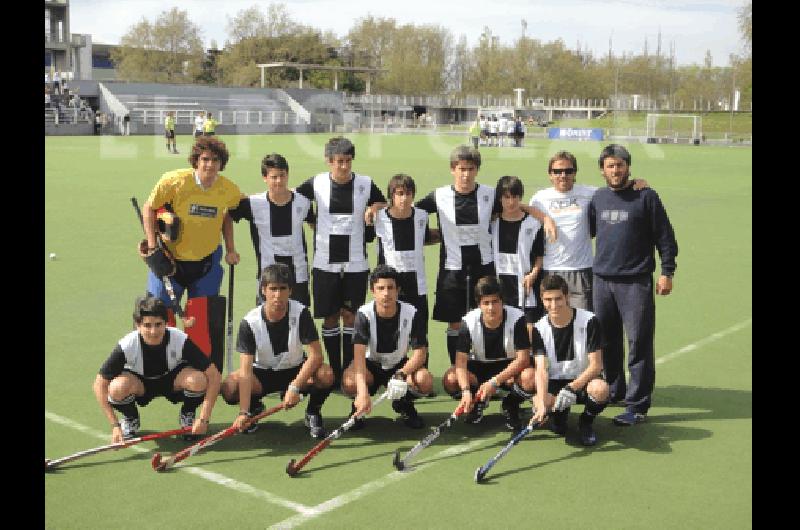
[111,2,752,110]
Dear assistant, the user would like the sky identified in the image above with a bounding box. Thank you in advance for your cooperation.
[68,0,748,67]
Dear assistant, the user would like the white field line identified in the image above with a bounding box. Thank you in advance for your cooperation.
[44,411,313,515]
[656,318,752,365]
[268,438,489,530]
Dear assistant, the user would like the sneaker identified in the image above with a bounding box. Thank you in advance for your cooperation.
[304,411,327,439]
[578,415,598,446]
[465,400,486,424]
[392,399,425,429]
[550,410,568,436]
[501,400,522,432]
[243,401,265,434]
[120,416,140,439]
[612,410,646,426]
[348,403,366,431]
[179,410,199,441]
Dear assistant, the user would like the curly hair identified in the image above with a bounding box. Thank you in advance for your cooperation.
[189,136,230,171]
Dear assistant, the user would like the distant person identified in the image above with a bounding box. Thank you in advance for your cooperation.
[194,111,205,138]
[122,113,130,136]
[203,112,218,136]
[589,144,678,426]
[469,118,481,149]
[93,294,221,442]
[164,111,178,154]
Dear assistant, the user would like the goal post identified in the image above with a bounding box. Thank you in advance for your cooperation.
[645,113,702,144]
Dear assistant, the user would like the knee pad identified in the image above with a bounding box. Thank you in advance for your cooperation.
[185,295,226,373]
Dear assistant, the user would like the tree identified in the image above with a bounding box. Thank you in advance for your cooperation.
[225,3,295,42]
[112,8,204,83]
[738,1,752,56]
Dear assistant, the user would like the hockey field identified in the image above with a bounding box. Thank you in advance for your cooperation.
[44,132,752,529]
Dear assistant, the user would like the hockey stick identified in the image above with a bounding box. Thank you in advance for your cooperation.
[474,419,543,483]
[131,197,195,328]
[225,263,235,373]
[151,403,286,472]
[45,426,191,472]
[393,402,468,471]
[286,391,390,477]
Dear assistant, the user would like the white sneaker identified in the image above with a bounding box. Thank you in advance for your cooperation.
[120,417,140,439]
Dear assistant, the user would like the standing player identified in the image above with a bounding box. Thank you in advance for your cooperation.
[203,112,219,136]
[139,136,241,372]
[220,264,334,439]
[442,276,539,429]
[164,111,178,154]
[295,137,387,387]
[529,151,650,310]
[193,111,205,138]
[229,153,314,306]
[93,295,221,442]
[534,274,609,446]
[415,145,555,366]
[491,175,544,326]
[344,265,433,430]
[589,144,678,425]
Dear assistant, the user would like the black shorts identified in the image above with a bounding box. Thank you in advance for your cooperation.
[524,306,544,324]
[432,263,495,323]
[311,268,369,318]
[194,130,204,137]
[399,293,428,334]
[363,358,407,396]
[128,364,187,406]
[256,281,311,308]
[252,363,304,398]
[204,131,215,136]
[466,359,513,386]
[547,379,599,403]
[165,130,175,139]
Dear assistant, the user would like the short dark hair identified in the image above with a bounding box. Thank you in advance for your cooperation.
[260,263,293,290]
[548,151,578,173]
[387,173,416,206]
[189,136,230,171]
[598,144,632,168]
[496,175,524,199]
[261,153,289,175]
[539,273,569,296]
[449,145,481,169]
[133,294,168,324]
[369,264,400,290]
[474,275,503,304]
[324,137,355,160]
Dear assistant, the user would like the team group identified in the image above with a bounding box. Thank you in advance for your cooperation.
[93,134,678,452]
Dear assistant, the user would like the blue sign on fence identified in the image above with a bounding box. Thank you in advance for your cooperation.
[547,128,604,141]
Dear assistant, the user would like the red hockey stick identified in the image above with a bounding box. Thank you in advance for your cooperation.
[45,426,191,472]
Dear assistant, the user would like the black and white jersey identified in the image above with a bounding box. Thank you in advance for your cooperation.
[416,184,495,271]
[237,300,319,370]
[374,207,431,297]
[491,214,543,308]
[296,172,385,273]
[457,306,531,362]
[99,328,209,380]
[352,301,427,369]
[230,192,314,282]
[534,308,602,380]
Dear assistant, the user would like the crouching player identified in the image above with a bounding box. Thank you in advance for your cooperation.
[442,276,539,430]
[93,294,222,442]
[535,273,609,446]
[221,264,334,439]
[344,265,433,430]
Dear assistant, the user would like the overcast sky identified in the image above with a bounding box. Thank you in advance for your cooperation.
[68,0,747,67]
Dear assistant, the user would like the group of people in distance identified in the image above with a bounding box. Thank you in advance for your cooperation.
[94,134,678,451]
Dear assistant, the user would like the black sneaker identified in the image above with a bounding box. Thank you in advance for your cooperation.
[392,399,425,429]
[243,401,265,434]
[304,411,327,439]
[465,400,486,424]
[578,415,598,446]
[348,403,366,431]
[550,410,568,436]
[501,399,522,432]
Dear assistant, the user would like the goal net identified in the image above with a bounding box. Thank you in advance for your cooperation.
[645,113,702,143]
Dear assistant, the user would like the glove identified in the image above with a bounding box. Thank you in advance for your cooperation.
[553,385,577,412]
[138,239,176,278]
[386,371,409,400]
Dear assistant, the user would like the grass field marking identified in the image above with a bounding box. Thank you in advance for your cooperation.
[656,317,752,365]
[45,410,312,515]
[268,437,490,529]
